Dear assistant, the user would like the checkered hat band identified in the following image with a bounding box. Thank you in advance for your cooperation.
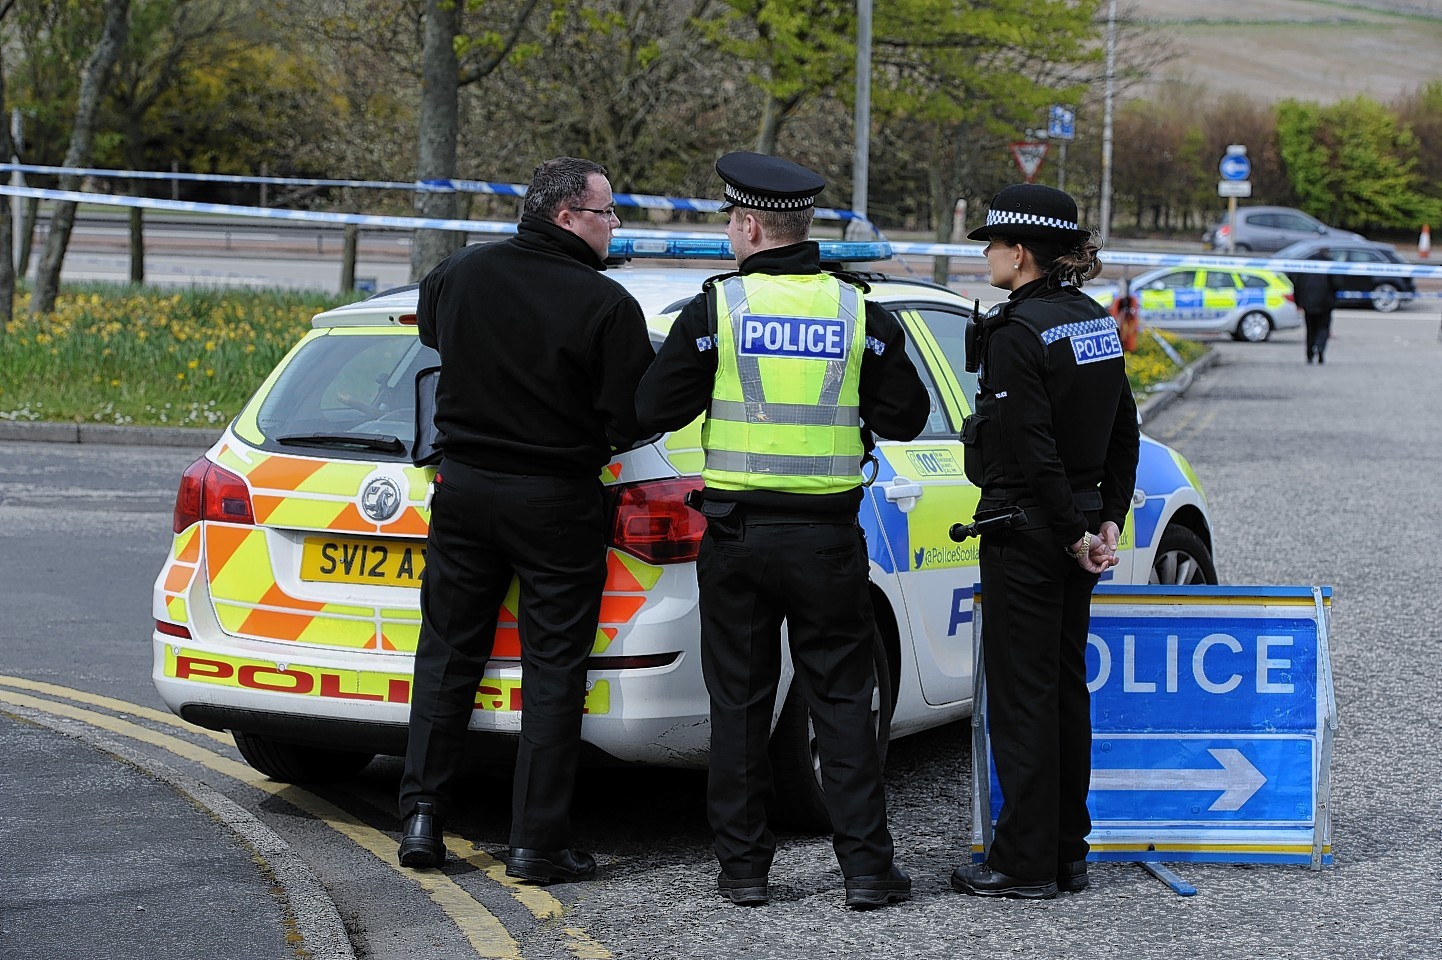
[725,185,815,210]
[986,209,1079,231]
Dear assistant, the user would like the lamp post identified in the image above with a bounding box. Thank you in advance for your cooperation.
[852,0,872,228]
[1098,0,1117,243]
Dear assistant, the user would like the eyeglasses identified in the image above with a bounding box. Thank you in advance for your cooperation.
[572,206,619,219]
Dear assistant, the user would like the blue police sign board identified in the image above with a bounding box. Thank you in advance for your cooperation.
[1048,105,1076,141]
[971,585,1335,868]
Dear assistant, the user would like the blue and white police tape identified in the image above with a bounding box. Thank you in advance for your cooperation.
[0,185,892,264]
[887,240,1442,279]
[0,162,858,221]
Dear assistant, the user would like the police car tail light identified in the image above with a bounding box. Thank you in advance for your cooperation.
[606,478,705,564]
[155,620,192,640]
[173,457,256,532]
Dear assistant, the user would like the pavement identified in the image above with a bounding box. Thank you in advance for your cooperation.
[0,348,1211,960]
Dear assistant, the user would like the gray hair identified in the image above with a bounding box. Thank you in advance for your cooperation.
[524,157,609,220]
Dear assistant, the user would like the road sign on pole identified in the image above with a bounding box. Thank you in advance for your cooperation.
[971,585,1336,872]
[1010,142,1049,183]
[1048,105,1076,141]
[1219,144,1251,181]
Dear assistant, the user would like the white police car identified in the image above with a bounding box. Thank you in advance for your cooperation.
[151,238,1218,829]
[1093,265,1300,342]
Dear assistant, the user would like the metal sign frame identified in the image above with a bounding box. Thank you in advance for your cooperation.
[971,585,1335,870]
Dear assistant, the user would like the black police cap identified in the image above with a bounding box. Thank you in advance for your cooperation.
[715,151,825,212]
[967,183,1090,243]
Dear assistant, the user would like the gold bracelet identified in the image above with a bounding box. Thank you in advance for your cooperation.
[1069,532,1092,559]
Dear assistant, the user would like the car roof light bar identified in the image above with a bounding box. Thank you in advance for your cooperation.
[607,237,892,263]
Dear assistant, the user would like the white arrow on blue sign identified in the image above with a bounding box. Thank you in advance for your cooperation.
[1219,153,1251,181]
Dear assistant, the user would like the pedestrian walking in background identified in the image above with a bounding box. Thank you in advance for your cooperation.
[950,183,1140,900]
[396,157,655,884]
[1288,250,1336,363]
[635,152,929,910]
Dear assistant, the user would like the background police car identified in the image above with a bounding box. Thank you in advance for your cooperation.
[151,240,1218,829]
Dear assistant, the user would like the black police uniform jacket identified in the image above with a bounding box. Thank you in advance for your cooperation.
[965,278,1140,547]
[634,241,931,513]
[417,214,654,477]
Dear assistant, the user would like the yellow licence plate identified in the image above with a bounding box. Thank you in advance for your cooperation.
[300,536,426,587]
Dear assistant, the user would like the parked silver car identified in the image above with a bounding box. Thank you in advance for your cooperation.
[1203,206,1363,253]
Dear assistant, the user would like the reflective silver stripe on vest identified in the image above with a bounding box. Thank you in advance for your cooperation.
[703,449,862,477]
[707,398,859,427]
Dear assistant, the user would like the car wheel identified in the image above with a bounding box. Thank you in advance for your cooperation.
[768,628,894,832]
[1370,282,1401,313]
[1233,311,1272,343]
[232,730,375,782]
[1149,525,1218,585]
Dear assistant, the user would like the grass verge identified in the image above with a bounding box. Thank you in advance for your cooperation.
[2,283,1204,429]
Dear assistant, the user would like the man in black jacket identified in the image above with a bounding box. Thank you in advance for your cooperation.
[1288,250,1336,363]
[397,157,654,884]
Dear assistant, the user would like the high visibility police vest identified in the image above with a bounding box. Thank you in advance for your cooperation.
[701,273,866,494]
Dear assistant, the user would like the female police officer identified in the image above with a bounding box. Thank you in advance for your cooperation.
[950,184,1140,900]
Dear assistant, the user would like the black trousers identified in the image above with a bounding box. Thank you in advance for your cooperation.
[978,521,1100,880]
[399,458,607,850]
[1304,310,1332,361]
[697,513,894,880]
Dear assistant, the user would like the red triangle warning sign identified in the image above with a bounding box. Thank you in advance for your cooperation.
[1010,142,1049,183]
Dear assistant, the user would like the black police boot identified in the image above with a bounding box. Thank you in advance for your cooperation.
[717,872,769,906]
[505,847,597,884]
[951,862,1057,900]
[1057,860,1090,893]
[397,801,446,868]
[844,864,912,910]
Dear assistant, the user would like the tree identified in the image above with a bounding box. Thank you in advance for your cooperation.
[0,0,15,330]
[29,0,129,316]
[869,0,1103,270]
[701,0,855,155]
[410,0,548,280]
[1277,96,1440,232]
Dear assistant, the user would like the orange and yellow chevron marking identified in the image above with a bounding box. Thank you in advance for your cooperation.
[216,446,434,536]
[173,526,201,564]
[605,551,662,592]
[602,462,623,483]
[160,527,202,624]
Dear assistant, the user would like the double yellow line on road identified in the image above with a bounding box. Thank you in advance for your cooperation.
[0,675,609,960]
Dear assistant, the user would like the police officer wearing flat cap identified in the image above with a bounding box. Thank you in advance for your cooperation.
[950,183,1139,900]
[636,152,929,910]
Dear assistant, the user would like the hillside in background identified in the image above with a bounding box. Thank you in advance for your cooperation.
[1131,0,1442,105]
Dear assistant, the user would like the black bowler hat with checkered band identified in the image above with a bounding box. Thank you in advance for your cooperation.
[715,151,825,212]
[967,183,1091,243]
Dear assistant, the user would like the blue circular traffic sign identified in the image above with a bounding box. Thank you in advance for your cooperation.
[1219,153,1251,181]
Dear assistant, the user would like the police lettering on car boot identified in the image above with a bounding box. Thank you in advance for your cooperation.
[635,152,930,910]
[950,184,1140,900]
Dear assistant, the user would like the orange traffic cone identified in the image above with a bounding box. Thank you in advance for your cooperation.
[1421,224,1432,259]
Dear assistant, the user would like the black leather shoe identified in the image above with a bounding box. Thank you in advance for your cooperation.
[1057,860,1089,893]
[951,862,1057,900]
[505,847,597,884]
[844,865,912,910]
[718,872,769,906]
[397,802,446,868]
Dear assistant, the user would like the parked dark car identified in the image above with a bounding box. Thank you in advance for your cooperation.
[1203,206,1363,253]
[1272,238,1416,313]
